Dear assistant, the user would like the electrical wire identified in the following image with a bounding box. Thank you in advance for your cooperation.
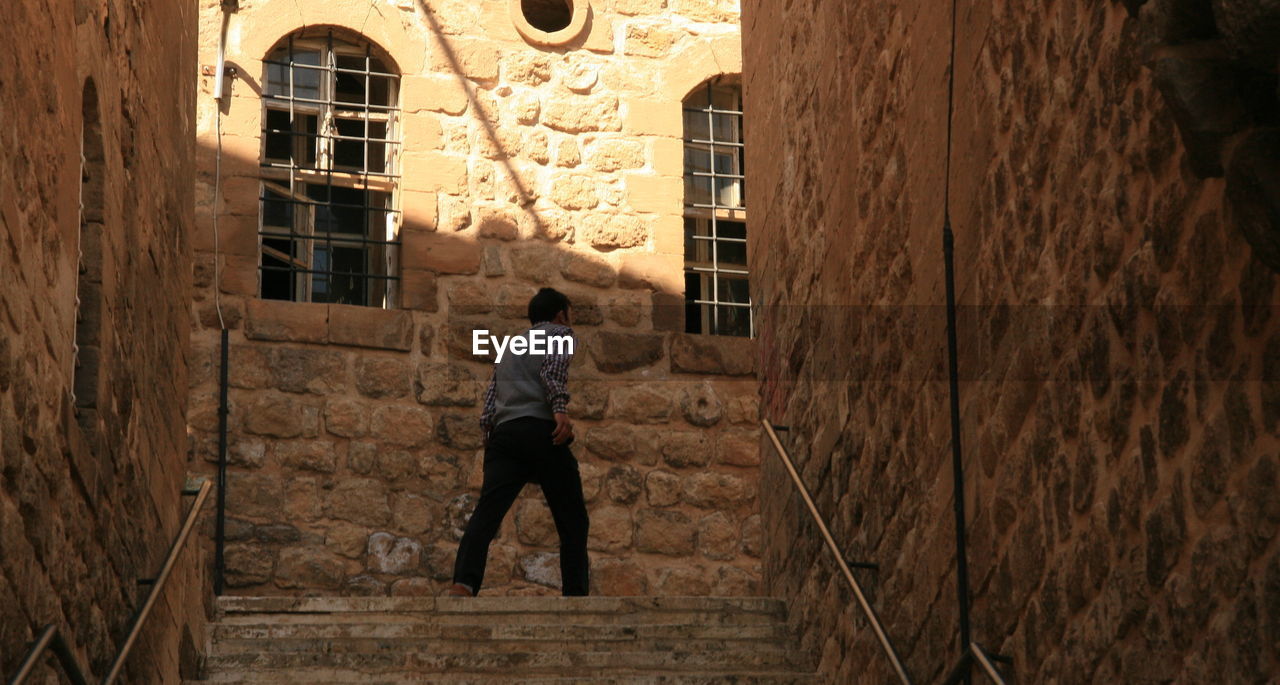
[940,0,974,678]
[943,0,958,212]
[212,97,227,331]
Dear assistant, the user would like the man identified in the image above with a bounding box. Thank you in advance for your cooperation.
[448,288,589,596]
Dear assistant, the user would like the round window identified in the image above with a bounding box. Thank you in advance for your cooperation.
[509,0,589,47]
[523,0,572,32]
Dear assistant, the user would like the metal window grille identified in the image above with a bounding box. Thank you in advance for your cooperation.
[258,31,402,308]
[683,81,751,337]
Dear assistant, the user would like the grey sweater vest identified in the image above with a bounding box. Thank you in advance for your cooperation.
[492,323,557,428]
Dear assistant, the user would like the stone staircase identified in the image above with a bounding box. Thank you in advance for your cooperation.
[189,596,818,684]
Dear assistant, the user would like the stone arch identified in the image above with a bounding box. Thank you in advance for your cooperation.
[231,0,426,76]
[260,25,405,77]
[74,78,106,421]
[662,37,743,103]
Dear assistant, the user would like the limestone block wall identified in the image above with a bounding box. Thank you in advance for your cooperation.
[189,0,764,597]
[744,0,1278,682]
[0,0,203,682]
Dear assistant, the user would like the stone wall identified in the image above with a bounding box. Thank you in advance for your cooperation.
[743,0,1278,682]
[190,0,764,597]
[0,0,203,682]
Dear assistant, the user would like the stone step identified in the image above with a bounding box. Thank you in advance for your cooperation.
[211,635,788,656]
[217,596,787,617]
[202,648,800,674]
[194,596,817,683]
[216,609,783,627]
[187,674,819,684]
[212,621,789,642]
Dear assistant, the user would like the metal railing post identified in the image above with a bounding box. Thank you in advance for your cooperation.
[214,328,229,595]
[8,479,212,685]
[761,420,914,685]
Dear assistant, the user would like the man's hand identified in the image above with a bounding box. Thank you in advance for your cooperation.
[550,412,574,445]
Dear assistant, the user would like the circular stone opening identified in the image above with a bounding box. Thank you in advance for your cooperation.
[521,0,573,32]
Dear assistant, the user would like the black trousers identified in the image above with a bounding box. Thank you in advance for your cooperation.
[452,417,590,596]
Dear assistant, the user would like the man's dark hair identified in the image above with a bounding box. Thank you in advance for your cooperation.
[528,287,570,324]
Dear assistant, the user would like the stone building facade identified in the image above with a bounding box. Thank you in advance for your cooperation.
[744,0,1278,683]
[189,0,764,597]
[1,0,204,682]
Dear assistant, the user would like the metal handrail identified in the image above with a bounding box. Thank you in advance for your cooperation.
[761,420,914,685]
[763,419,1011,685]
[103,478,212,683]
[972,643,1008,683]
[942,642,1010,685]
[9,478,212,685]
[7,625,91,685]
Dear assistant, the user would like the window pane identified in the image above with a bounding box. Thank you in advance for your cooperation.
[329,186,368,235]
[715,177,742,208]
[331,244,366,274]
[264,109,293,161]
[710,84,740,110]
[265,59,288,97]
[261,251,294,301]
[715,305,751,337]
[683,109,711,141]
[712,113,741,143]
[262,189,293,230]
[292,51,323,100]
[305,185,332,232]
[684,272,704,335]
[368,75,393,107]
[313,244,367,305]
[312,247,330,299]
[684,146,711,173]
[367,121,388,173]
[335,54,366,70]
[683,217,698,260]
[718,239,747,267]
[685,176,712,207]
[369,207,394,241]
[264,110,317,166]
[333,118,366,170]
[712,151,738,175]
[335,59,366,105]
[719,275,750,304]
[267,49,322,100]
[718,220,746,239]
[302,115,318,165]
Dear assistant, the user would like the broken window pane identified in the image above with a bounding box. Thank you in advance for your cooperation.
[333,117,366,170]
[259,32,401,308]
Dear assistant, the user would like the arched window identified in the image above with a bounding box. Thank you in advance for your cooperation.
[259,30,402,307]
[74,79,105,423]
[682,78,751,337]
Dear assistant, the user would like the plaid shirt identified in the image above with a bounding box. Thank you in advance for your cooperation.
[480,322,573,436]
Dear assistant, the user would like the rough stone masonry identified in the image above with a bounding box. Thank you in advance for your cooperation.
[744,0,1279,682]
[1,0,205,682]
[189,0,764,598]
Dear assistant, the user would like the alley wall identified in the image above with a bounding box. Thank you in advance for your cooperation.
[743,0,1279,681]
[0,0,204,681]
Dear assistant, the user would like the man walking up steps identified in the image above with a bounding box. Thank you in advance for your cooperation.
[448,287,589,596]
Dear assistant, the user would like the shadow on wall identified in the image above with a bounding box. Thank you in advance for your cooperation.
[418,0,543,234]
[193,133,703,343]
[1127,0,1280,270]
[197,0,722,342]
